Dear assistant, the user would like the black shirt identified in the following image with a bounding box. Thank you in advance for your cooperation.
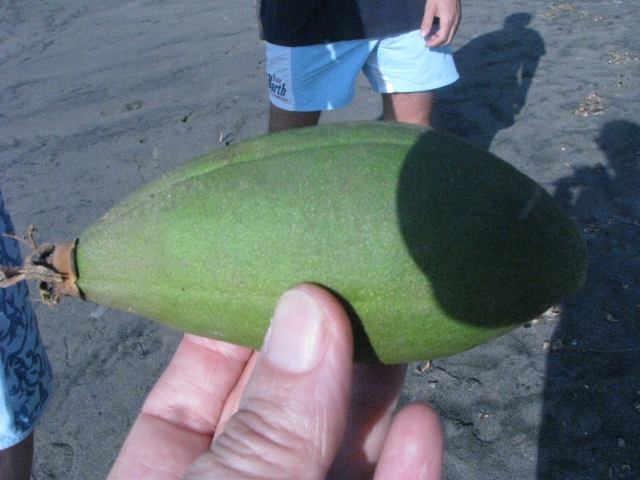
[260,0,426,46]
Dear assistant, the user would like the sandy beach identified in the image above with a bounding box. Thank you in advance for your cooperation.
[1,0,639,478]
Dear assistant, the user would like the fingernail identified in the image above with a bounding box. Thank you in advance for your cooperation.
[419,29,427,38]
[264,289,326,373]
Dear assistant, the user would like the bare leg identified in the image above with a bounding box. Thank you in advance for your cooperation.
[268,104,321,133]
[382,91,435,127]
[0,432,34,480]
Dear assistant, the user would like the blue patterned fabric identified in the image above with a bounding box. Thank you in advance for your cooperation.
[0,189,52,449]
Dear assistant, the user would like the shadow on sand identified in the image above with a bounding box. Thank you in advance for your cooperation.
[538,120,640,478]
[435,12,640,478]
[434,12,545,149]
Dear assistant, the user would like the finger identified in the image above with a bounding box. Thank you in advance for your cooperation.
[374,402,443,480]
[108,334,254,480]
[424,29,447,48]
[419,11,435,41]
[423,18,455,48]
[327,363,408,479]
[421,0,461,47]
[185,284,354,479]
[213,350,260,440]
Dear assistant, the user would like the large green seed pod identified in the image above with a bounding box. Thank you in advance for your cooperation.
[67,122,586,363]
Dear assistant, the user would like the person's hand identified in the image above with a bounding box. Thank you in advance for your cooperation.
[420,0,462,47]
[108,284,443,479]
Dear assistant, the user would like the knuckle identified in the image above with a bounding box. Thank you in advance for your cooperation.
[209,401,324,478]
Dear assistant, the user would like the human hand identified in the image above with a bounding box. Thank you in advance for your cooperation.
[420,0,462,47]
[108,284,443,479]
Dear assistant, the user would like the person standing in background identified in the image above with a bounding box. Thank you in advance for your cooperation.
[258,0,461,132]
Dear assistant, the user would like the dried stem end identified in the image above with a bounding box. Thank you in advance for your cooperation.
[0,237,82,306]
[46,240,81,299]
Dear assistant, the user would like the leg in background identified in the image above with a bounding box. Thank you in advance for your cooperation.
[268,104,321,133]
[382,90,435,127]
[0,432,34,480]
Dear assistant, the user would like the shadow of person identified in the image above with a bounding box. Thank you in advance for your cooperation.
[434,13,545,149]
[538,120,640,478]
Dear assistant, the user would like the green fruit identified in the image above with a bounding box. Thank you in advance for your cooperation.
[70,122,586,363]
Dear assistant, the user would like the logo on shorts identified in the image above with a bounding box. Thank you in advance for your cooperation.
[268,73,288,101]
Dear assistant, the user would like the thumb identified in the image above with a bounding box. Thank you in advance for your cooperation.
[185,284,354,479]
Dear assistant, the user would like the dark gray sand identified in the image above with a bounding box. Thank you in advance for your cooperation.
[1,0,638,478]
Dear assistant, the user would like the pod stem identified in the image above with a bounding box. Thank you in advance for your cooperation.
[0,226,81,305]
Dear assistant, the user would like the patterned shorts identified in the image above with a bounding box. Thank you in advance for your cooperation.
[0,189,52,449]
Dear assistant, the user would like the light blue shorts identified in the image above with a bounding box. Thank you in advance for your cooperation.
[0,190,52,450]
[266,29,459,112]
